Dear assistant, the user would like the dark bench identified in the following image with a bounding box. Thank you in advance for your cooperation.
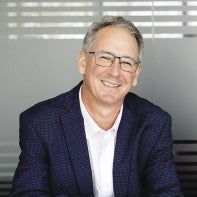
[0,181,12,197]
[1,140,197,197]
[174,140,197,197]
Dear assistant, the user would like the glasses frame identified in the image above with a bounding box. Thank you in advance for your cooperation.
[88,51,141,73]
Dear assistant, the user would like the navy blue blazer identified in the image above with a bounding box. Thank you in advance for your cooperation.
[10,82,183,197]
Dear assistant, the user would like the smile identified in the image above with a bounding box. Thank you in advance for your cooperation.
[101,80,120,88]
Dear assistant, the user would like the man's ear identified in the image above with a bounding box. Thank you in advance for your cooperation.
[132,65,142,86]
[78,51,86,75]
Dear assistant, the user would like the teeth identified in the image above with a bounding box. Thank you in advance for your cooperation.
[102,80,119,87]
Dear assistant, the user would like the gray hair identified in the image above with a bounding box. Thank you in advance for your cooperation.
[82,16,144,59]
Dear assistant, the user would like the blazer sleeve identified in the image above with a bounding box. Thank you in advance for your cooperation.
[9,113,71,197]
[143,114,184,197]
[9,112,93,197]
[9,113,53,196]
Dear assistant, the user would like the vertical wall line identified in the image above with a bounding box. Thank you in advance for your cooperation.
[151,0,157,104]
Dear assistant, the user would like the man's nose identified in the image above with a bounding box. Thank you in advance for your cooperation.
[107,57,121,76]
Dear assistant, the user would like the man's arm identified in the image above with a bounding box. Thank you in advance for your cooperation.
[144,115,184,197]
[9,113,55,196]
[9,112,93,197]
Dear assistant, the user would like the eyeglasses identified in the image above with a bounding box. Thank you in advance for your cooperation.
[89,51,141,73]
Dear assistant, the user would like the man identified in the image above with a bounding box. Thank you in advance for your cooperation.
[10,16,183,197]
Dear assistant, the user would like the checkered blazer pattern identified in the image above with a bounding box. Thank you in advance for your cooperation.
[10,82,183,197]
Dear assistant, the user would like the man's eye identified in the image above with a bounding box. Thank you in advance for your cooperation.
[99,55,111,60]
[121,61,132,66]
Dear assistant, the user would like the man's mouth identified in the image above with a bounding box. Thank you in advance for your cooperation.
[101,80,120,88]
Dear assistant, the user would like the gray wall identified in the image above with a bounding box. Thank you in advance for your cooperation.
[0,40,82,142]
[135,39,197,139]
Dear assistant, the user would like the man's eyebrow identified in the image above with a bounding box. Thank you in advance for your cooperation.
[98,50,113,55]
[96,50,138,60]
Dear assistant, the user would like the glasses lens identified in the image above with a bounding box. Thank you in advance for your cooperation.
[120,57,137,72]
[95,52,113,67]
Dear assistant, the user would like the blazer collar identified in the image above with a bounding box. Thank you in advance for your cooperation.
[61,82,94,195]
[113,101,138,196]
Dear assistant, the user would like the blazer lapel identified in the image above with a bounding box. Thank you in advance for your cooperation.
[60,88,93,195]
[113,104,138,197]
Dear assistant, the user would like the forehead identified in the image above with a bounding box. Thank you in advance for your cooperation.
[91,26,139,57]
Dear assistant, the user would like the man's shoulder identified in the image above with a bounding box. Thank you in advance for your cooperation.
[22,92,65,115]
[20,83,81,120]
[125,92,170,119]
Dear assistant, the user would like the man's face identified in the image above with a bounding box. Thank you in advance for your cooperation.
[78,26,141,106]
